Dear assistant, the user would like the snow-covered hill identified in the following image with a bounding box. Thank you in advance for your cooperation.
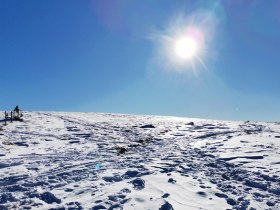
[0,112,279,210]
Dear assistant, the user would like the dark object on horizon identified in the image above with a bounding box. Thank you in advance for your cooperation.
[2,106,23,126]
[139,124,155,129]
[4,111,8,125]
[13,105,23,121]
[14,105,19,112]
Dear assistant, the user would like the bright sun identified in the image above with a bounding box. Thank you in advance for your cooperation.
[174,36,198,59]
[153,17,211,73]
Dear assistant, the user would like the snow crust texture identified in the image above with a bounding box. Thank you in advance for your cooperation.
[0,112,280,210]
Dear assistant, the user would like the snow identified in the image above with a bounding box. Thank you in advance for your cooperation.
[0,111,279,209]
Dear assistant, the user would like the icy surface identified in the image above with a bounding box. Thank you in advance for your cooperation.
[0,112,279,209]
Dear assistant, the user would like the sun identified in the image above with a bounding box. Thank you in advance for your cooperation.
[174,36,198,59]
[151,12,214,73]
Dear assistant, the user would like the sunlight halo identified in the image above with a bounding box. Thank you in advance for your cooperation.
[174,36,198,59]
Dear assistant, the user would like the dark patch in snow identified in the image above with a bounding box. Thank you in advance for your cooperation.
[0,163,11,169]
[244,179,267,191]
[103,176,122,183]
[108,203,122,210]
[116,147,127,155]
[66,201,81,209]
[220,156,264,161]
[0,174,29,186]
[39,192,61,204]
[197,191,207,197]
[64,188,74,192]
[159,201,174,210]
[140,124,155,129]
[186,122,194,126]
[0,193,17,204]
[153,166,175,174]
[122,170,139,179]
[0,205,8,210]
[131,178,145,190]
[214,192,228,198]
[108,195,120,202]
[269,187,280,195]
[73,133,91,138]
[120,198,131,204]
[137,139,144,144]
[226,198,237,206]
[168,178,176,184]
[49,207,65,210]
[240,140,249,143]
[69,140,80,144]
[162,193,170,198]
[13,142,29,147]
[5,184,27,192]
[267,200,275,206]
[120,188,131,194]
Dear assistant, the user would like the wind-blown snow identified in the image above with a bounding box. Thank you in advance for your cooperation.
[0,112,279,210]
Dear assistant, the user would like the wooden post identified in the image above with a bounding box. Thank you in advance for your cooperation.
[4,111,7,125]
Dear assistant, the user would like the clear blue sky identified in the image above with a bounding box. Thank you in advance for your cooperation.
[1,0,280,121]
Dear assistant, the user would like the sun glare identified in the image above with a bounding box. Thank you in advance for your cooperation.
[174,36,198,59]
[151,11,216,73]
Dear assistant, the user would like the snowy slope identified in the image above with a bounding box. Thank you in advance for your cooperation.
[0,112,279,210]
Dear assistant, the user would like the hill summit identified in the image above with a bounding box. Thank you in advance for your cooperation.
[0,112,279,209]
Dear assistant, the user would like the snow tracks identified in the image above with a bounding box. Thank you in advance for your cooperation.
[0,112,279,210]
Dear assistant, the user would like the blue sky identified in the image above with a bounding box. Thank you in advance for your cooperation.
[1,0,280,121]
